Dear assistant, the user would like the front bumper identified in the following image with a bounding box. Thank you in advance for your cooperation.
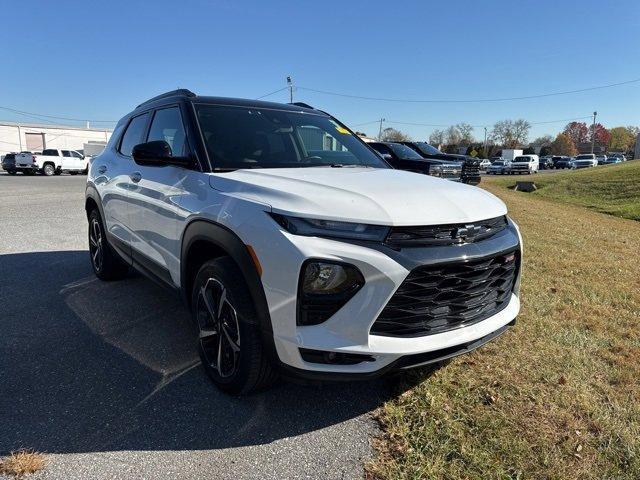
[254,218,523,376]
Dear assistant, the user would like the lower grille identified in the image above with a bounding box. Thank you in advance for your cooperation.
[371,250,518,337]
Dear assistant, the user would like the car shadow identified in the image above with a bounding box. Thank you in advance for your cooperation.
[0,250,416,455]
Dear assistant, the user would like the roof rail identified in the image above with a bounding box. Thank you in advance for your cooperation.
[137,89,196,108]
[288,101,315,110]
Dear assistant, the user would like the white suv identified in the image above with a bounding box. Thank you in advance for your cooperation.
[85,90,522,394]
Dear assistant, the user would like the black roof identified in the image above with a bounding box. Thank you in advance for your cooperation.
[135,89,322,115]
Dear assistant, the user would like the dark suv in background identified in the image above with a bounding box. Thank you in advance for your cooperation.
[369,142,463,181]
[401,141,481,185]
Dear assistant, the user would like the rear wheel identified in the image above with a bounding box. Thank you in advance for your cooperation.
[192,257,277,395]
[88,209,129,280]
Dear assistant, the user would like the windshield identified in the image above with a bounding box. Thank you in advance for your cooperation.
[493,161,504,166]
[414,142,443,155]
[195,105,388,170]
[513,156,531,163]
[387,143,424,159]
[575,155,594,160]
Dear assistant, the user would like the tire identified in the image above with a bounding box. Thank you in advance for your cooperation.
[7,170,16,175]
[54,169,62,176]
[42,163,55,176]
[88,209,129,281]
[191,257,277,395]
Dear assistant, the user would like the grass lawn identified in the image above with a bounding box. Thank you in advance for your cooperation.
[488,161,640,221]
[367,172,640,479]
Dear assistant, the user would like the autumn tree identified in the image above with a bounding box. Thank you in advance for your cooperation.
[491,119,531,148]
[429,129,445,145]
[608,127,635,152]
[563,122,589,146]
[550,133,577,156]
[379,127,410,142]
[588,123,610,146]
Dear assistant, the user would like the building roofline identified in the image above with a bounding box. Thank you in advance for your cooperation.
[0,120,113,132]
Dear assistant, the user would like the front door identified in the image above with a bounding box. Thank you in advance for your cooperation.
[127,106,190,286]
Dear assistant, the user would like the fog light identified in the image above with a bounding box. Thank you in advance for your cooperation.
[297,260,364,325]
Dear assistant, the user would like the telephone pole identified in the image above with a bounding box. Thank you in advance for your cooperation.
[483,126,488,157]
[590,111,597,154]
[287,76,293,103]
[378,118,385,140]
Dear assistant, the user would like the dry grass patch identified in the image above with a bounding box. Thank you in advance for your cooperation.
[367,182,640,479]
[0,451,46,478]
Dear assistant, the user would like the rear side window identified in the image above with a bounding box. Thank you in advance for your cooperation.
[147,107,187,156]
[42,149,58,156]
[119,113,150,156]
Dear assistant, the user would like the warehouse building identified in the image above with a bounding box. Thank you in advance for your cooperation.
[0,121,112,157]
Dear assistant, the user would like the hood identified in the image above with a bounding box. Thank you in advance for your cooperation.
[209,167,506,226]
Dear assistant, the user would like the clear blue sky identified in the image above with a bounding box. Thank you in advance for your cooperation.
[1,0,638,141]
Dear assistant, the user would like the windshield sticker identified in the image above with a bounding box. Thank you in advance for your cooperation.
[336,126,351,135]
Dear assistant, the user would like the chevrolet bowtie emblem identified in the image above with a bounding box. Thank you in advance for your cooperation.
[455,224,482,240]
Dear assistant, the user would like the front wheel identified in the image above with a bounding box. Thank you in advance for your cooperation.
[42,163,55,176]
[192,257,277,395]
[7,170,16,175]
[88,209,129,280]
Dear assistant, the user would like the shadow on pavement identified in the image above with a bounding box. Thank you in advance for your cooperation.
[0,250,399,455]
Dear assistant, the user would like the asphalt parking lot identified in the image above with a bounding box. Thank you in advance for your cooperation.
[0,172,386,480]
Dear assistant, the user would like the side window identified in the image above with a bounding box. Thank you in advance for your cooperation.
[370,144,390,156]
[147,107,187,156]
[71,151,83,158]
[119,113,150,157]
[62,150,72,157]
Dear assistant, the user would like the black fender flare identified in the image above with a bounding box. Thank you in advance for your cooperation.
[180,219,275,343]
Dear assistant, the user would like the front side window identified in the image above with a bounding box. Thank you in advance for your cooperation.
[119,113,150,157]
[62,150,71,157]
[147,107,187,156]
[388,143,424,160]
[71,151,83,158]
[195,105,387,170]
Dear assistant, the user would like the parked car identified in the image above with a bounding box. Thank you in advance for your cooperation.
[508,155,539,174]
[369,142,463,182]
[85,89,522,394]
[596,154,608,165]
[479,158,492,171]
[487,160,510,174]
[604,156,622,164]
[552,156,573,169]
[538,156,554,170]
[572,153,598,169]
[15,148,88,176]
[400,141,481,185]
[1,152,17,174]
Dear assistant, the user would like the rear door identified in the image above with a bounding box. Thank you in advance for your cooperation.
[126,105,190,285]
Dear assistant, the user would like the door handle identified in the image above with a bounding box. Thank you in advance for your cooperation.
[97,165,107,174]
[130,171,142,183]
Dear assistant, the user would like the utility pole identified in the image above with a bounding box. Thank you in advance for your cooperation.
[287,76,293,103]
[590,111,597,154]
[483,126,488,157]
[17,124,22,151]
[378,118,385,140]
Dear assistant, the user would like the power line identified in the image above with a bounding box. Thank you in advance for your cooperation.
[297,77,640,104]
[255,87,288,100]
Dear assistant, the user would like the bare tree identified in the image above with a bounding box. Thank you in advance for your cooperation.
[444,125,461,145]
[491,119,531,148]
[379,127,411,142]
[429,129,445,145]
[456,123,474,144]
[530,134,553,147]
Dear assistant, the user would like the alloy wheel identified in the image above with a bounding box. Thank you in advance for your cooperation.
[89,218,103,272]
[196,278,241,378]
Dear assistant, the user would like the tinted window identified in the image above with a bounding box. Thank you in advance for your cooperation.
[575,154,594,160]
[62,150,72,157]
[42,149,58,156]
[71,151,83,158]
[388,143,424,159]
[415,142,443,155]
[195,105,387,170]
[370,143,391,156]
[147,107,187,156]
[119,113,150,156]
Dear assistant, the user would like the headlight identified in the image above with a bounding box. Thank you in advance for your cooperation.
[270,213,389,241]
[429,165,443,177]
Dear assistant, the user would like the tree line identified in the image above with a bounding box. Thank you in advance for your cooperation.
[374,121,639,158]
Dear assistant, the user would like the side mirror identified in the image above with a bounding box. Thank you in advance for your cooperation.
[132,140,191,167]
[381,153,393,161]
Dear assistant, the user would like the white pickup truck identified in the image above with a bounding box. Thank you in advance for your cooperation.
[14,148,88,176]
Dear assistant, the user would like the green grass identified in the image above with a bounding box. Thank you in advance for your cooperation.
[487,161,640,221]
[367,178,640,480]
